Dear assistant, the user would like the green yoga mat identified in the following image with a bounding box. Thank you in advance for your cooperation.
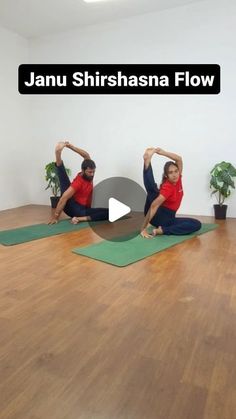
[0,220,92,246]
[72,223,218,267]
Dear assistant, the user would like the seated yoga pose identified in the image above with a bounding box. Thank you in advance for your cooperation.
[48,141,108,225]
[140,147,201,238]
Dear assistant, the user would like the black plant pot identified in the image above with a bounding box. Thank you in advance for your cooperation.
[50,196,60,209]
[214,204,228,220]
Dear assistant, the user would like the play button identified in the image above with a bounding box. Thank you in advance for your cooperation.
[109,198,131,222]
[89,176,147,242]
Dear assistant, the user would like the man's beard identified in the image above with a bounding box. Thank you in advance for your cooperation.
[82,173,94,182]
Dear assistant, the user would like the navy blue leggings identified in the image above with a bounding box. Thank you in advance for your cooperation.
[56,163,108,221]
[143,164,201,235]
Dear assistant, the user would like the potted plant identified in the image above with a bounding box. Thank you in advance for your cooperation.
[210,161,236,219]
[45,162,71,208]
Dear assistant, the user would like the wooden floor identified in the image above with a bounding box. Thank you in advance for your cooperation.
[0,205,236,419]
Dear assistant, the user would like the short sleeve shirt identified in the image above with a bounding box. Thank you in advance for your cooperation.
[160,175,184,212]
[70,173,93,207]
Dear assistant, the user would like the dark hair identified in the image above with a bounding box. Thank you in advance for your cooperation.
[161,161,179,185]
[81,159,96,171]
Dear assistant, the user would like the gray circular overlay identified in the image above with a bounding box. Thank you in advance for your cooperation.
[89,176,146,242]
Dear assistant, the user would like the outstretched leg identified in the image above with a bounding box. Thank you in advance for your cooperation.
[143,148,159,215]
[55,141,67,166]
[55,142,71,194]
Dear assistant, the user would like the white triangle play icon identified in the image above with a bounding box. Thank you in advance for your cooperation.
[108,197,131,222]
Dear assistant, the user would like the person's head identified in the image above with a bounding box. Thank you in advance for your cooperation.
[161,161,180,184]
[81,159,96,181]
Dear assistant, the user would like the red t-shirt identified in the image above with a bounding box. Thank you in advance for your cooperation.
[70,173,93,207]
[160,175,184,212]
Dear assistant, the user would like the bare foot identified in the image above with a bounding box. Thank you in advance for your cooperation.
[71,217,79,225]
[55,141,67,166]
[55,141,67,152]
[143,147,156,169]
[143,147,156,159]
[152,226,163,236]
[155,147,164,155]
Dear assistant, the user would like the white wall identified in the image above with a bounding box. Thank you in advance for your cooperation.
[3,0,236,216]
[0,25,31,210]
[28,0,236,217]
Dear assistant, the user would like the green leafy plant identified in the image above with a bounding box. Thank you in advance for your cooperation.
[210,161,236,205]
[45,162,71,197]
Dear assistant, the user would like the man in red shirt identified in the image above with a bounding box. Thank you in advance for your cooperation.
[48,142,108,224]
[141,147,201,238]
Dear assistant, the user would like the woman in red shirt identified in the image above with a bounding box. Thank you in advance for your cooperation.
[141,147,201,238]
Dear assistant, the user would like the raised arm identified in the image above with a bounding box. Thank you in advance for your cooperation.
[65,142,91,160]
[141,194,166,238]
[156,148,183,175]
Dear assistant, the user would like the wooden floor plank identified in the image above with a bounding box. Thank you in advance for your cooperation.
[0,205,236,419]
